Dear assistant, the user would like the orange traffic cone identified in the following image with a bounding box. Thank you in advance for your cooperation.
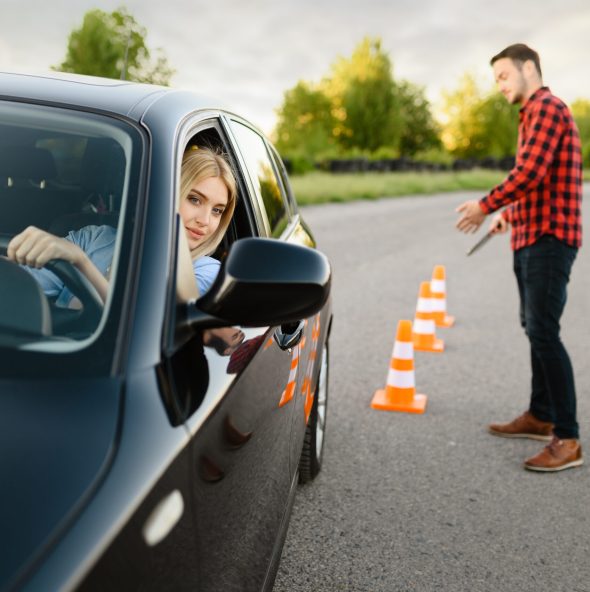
[431,265,455,328]
[413,281,444,352]
[371,320,427,414]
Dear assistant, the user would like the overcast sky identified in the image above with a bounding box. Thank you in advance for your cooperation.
[1,0,589,133]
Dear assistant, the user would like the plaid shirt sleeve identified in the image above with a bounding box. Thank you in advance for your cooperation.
[479,99,564,213]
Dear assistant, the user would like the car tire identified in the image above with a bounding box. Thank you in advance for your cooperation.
[298,340,329,483]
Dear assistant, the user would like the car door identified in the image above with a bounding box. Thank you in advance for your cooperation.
[263,140,325,479]
[230,117,328,478]
[163,118,298,592]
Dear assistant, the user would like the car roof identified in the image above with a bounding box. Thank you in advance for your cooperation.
[0,70,230,123]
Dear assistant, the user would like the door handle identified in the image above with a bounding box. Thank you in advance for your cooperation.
[273,320,305,351]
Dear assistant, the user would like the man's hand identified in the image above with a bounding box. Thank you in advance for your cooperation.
[455,200,486,233]
[489,213,509,234]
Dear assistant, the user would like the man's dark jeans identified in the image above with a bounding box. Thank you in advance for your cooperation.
[514,235,579,439]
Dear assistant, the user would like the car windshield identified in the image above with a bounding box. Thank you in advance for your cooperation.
[0,100,143,372]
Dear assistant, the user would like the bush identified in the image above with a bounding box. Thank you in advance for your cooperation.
[282,154,316,176]
[412,148,453,166]
[368,146,400,160]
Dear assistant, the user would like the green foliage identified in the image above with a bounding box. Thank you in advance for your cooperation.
[274,37,442,165]
[276,40,590,169]
[471,93,519,157]
[412,147,454,166]
[326,38,401,152]
[397,81,441,155]
[284,155,316,176]
[441,73,518,158]
[368,146,400,160]
[572,99,590,168]
[54,7,174,85]
[274,81,337,157]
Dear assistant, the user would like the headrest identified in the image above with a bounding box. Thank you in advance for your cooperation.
[80,138,126,201]
[0,146,57,181]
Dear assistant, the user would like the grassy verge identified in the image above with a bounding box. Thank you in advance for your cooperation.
[291,168,590,206]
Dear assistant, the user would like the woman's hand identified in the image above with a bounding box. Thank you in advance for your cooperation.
[7,226,85,268]
[7,226,109,304]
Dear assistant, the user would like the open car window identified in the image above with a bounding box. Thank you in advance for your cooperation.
[174,122,257,304]
[0,101,142,357]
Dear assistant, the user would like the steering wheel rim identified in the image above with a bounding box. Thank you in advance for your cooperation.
[0,234,103,328]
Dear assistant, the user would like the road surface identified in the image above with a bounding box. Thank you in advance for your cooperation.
[274,186,590,592]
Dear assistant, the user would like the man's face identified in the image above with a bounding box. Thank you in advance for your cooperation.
[493,57,527,105]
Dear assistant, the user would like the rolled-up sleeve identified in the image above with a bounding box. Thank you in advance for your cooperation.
[192,256,221,295]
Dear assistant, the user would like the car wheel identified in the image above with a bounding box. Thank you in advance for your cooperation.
[298,340,329,483]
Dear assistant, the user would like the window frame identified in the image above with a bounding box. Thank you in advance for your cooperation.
[162,112,264,356]
[223,115,294,239]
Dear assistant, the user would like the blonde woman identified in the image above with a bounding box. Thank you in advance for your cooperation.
[7,146,237,305]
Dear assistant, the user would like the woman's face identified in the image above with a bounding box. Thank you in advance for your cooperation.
[179,175,229,251]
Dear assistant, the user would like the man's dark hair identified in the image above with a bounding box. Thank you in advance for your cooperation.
[490,43,542,77]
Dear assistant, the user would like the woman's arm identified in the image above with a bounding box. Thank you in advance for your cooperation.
[7,226,109,303]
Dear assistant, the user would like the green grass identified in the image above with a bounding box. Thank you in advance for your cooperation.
[291,168,590,206]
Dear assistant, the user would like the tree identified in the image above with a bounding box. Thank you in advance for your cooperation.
[441,72,518,158]
[55,7,174,85]
[572,99,590,167]
[325,37,402,152]
[272,36,444,163]
[397,81,441,156]
[274,81,337,158]
[471,93,518,158]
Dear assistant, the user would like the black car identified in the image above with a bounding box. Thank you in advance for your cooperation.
[0,71,332,592]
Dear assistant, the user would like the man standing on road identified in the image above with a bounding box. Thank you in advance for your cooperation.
[455,43,583,472]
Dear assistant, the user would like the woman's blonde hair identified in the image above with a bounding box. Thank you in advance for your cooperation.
[180,146,237,259]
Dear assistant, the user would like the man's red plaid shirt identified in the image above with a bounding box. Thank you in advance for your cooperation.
[479,87,583,251]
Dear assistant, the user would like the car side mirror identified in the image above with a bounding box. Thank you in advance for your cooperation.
[180,238,331,329]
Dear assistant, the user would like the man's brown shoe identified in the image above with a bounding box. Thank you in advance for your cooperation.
[488,411,554,441]
[524,436,583,472]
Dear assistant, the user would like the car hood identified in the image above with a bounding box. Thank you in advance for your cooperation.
[0,376,122,592]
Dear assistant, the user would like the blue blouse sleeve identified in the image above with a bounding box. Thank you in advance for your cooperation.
[24,225,116,307]
[192,256,221,295]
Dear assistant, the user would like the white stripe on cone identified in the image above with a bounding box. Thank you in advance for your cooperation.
[416,297,431,312]
[392,341,413,360]
[431,298,446,312]
[431,279,446,294]
[413,318,435,334]
[387,368,415,389]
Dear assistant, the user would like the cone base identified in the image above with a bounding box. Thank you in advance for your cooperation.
[414,337,444,353]
[435,314,455,328]
[371,389,427,414]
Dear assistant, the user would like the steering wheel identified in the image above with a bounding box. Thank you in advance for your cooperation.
[0,234,104,331]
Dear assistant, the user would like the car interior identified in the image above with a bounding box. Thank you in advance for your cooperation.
[0,134,125,236]
[0,113,131,344]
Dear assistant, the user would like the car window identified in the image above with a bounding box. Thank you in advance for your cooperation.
[0,100,142,355]
[229,121,291,238]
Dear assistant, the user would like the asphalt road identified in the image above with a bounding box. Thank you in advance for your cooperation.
[274,186,590,592]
